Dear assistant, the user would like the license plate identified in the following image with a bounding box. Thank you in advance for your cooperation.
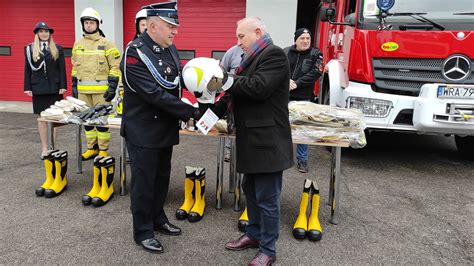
[437,85,474,99]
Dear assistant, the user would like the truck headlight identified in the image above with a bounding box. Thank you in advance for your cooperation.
[347,97,392,118]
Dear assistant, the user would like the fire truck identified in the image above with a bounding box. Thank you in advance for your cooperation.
[316,0,474,157]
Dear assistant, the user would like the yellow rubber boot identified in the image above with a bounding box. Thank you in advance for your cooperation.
[92,156,115,207]
[238,207,249,232]
[45,151,68,198]
[82,156,104,205]
[98,150,108,157]
[81,148,98,161]
[36,150,58,196]
[188,167,206,222]
[307,180,323,241]
[292,179,312,239]
[175,166,196,220]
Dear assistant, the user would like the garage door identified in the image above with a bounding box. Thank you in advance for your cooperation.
[0,0,75,102]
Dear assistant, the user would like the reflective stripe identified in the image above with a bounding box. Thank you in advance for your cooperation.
[78,85,108,92]
[85,129,97,138]
[74,50,106,56]
[71,70,77,76]
[109,70,121,78]
[105,48,120,57]
[97,131,111,140]
[78,80,108,86]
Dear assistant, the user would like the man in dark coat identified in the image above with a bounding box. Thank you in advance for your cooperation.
[284,28,323,173]
[210,17,293,265]
[120,2,197,254]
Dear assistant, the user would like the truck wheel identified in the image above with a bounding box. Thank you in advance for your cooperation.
[320,75,330,105]
[455,135,474,160]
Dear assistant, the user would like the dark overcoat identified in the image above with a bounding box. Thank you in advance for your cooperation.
[215,44,294,174]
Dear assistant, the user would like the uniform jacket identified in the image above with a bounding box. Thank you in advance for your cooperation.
[24,43,66,95]
[215,45,294,174]
[284,45,323,101]
[71,32,121,94]
[120,32,195,148]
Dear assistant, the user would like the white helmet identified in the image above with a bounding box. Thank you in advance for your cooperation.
[135,9,147,23]
[80,7,102,24]
[182,57,224,104]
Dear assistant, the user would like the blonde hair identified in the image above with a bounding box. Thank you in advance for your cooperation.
[32,34,59,62]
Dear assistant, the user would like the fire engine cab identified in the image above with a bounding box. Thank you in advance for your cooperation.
[317,0,474,157]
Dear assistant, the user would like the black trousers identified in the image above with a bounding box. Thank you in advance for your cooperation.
[127,141,173,243]
[243,171,283,257]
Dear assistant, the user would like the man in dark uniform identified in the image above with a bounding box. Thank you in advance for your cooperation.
[120,2,198,254]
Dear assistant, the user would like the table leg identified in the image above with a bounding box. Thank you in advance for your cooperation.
[233,173,243,212]
[120,137,127,195]
[76,124,83,174]
[47,122,54,150]
[215,136,225,209]
[229,138,236,193]
[328,147,335,206]
[329,147,342,225]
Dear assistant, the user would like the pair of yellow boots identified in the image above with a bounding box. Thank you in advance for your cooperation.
[82,156,115,207]
[81,148,108,161]
[293,179,323,241]
[36,150,68,198]
[175,166,206,222]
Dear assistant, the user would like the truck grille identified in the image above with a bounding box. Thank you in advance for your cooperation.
[372,58,474,96]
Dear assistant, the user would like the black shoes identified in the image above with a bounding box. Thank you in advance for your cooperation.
[139,238,164,254]
[297,160,309,173]
[155,222,182,236]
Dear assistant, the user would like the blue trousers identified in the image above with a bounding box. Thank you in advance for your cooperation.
[296,144,308,162]
[243,171,283,257]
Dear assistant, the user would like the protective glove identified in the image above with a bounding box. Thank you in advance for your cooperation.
[103,76,119,102]
[72,77,78,98]
[206,66,233,92]
[103,87,116,102]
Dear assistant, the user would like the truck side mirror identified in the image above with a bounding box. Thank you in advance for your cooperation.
[344,13,356,26]
[320,6,336,22]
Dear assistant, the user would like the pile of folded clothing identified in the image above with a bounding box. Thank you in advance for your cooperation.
[288,101,367,148]
[40,97,89,122]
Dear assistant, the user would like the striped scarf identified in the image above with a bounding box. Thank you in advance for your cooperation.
[235,33,273,75]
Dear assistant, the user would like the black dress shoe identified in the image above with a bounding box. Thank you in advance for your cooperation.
[139,238,164,254]
[155,222,182,236]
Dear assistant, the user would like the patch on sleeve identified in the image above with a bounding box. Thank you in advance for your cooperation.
[126,56,139,65]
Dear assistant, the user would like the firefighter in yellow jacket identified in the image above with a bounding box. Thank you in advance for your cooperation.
[71,7,121,159]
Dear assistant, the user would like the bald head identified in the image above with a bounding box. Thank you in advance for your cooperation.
[236,17,266,55]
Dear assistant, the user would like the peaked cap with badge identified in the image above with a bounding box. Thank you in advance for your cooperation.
[142,1,179,26]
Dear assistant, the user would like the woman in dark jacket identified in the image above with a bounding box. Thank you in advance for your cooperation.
[24,22,67,157]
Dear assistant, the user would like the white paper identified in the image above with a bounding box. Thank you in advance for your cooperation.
[196,109,219,135]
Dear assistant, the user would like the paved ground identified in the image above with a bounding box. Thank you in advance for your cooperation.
[0,103,472,264]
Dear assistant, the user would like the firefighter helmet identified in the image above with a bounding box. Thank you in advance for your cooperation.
[80,7,103,24]
[182,57,223,103]
[33,22,54,34]
[135,9,147,23]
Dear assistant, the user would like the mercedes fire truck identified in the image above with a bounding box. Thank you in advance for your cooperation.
[317,0,474,157]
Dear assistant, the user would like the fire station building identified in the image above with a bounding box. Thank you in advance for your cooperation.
[1,0,318,102]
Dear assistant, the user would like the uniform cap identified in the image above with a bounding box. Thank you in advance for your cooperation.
[142,1,179,26]
[33,22,54,34]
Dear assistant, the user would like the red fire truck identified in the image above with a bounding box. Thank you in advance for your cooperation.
[316,0,474,157]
